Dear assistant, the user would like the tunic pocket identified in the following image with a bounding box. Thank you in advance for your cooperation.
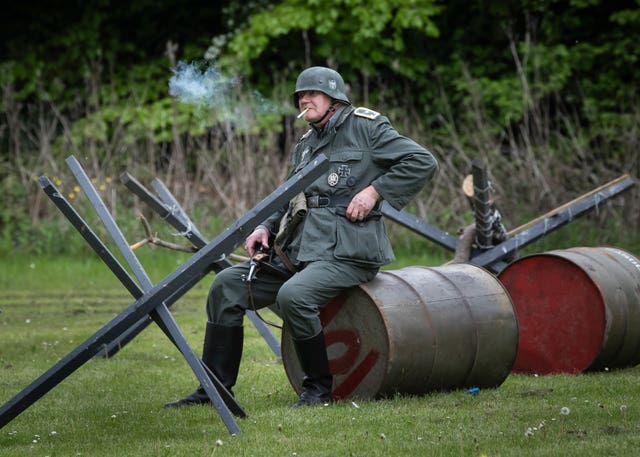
[329,150,365,189]
[333,217,384,265]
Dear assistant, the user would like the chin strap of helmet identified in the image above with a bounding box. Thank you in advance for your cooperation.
[310,100,338,127]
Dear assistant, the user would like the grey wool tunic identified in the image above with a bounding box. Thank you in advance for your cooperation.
[260,104,439,269]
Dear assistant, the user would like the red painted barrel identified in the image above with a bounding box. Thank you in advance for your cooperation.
[498,246,640,374]
[281,264,518,400]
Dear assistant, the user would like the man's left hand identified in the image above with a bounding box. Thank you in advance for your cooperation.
[346,185,379,222]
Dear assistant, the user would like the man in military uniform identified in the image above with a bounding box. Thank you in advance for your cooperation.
[165,66,438,408]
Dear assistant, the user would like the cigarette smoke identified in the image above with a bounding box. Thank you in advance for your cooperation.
[168,61,281,126]
[168,60,239,109]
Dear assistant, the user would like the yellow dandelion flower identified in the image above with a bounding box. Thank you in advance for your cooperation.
[99,184,106,191]
[68,193,75,199]
[105,177,112,183]
[73,185,80,193]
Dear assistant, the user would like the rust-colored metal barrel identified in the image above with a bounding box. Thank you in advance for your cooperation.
[498,246,640,374]
[281,264,518,400]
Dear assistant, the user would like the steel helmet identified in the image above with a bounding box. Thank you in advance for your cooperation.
[293,66,350,109]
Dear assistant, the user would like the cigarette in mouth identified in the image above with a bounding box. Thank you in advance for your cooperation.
[297,107,310,119]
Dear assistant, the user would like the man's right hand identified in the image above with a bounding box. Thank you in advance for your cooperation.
[244,226,269,257]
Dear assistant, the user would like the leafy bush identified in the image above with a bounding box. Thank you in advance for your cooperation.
[0,0,638,257]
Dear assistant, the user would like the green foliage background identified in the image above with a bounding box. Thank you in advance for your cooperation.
[0,0,638,258]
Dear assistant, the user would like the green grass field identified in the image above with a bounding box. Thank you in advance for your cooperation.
[1,256,639,456]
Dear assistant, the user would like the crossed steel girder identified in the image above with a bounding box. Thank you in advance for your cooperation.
[382,174,635,273]
[380,201,458,252]
[119,171,282,358]
[0,154,329,435]
[468,174,635,268]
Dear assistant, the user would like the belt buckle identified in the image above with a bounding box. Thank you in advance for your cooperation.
[307,195,330,208]
[307,195,319,208]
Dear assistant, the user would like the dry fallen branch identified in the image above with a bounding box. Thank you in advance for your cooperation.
[130,213,197,253]
[229,253,249,263]
[129,213,251,263]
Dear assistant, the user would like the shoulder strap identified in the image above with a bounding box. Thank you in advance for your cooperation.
[354,106,381,120]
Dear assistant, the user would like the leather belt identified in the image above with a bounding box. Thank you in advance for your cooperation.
[306,195,352,208]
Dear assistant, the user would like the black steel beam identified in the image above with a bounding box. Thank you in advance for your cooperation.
[66,156,154,357]
[381,175,634,274]
[0,154,329,432]
[151,176,283,357]
[470,175,635,269]
[35,176,246,432]
[65,156,247,424]
[122,174,282,358]
[121,173,211,251]
[150,177,208,244]
[381,201,458,252]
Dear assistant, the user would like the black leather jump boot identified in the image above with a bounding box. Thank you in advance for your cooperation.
[164,322,243,407]
[292,331,333,407]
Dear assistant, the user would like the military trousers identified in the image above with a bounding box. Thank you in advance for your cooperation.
[207,260,379,340]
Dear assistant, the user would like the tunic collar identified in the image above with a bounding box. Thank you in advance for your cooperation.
[312,105,353,136]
